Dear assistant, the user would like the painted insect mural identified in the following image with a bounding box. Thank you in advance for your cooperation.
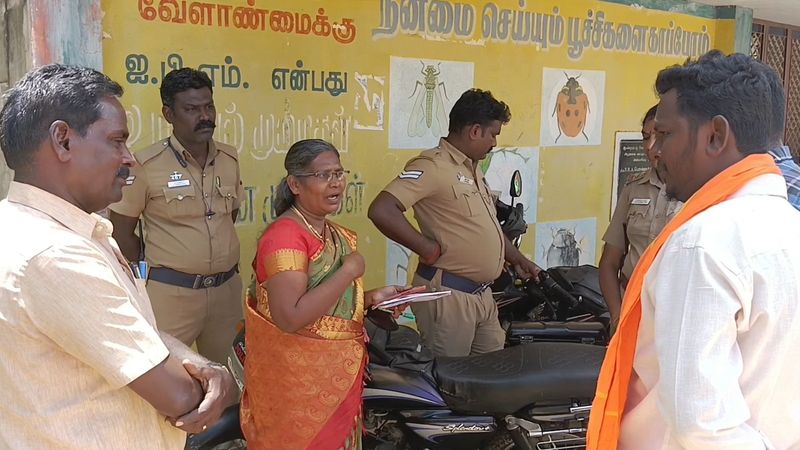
[386,240,412,286]
[552,72,590,142]
[544,227,582,267]
[407,61,449,138]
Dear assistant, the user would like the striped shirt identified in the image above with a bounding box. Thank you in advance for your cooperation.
[768,145,800,211]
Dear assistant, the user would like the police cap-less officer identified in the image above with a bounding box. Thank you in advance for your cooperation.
[368,89,541,357]
[599,105,682,328]
[109,68,244,365]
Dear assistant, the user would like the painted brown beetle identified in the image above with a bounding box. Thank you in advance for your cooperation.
[552,72,590,142]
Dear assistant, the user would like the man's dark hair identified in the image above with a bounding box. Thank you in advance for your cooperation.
[0,64,123,171]
[160,68,213,108]
[655,50,781,155]
[642,104,658,127]
[761,63,786,149]
[448,88,511,133]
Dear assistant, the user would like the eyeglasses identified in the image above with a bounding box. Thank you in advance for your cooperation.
[294,170,350,183]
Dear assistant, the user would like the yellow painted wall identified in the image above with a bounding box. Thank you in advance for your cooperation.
[102,0,735,288]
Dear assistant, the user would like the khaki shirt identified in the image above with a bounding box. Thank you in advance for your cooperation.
[383,138,505,283]
[110,136,243,274]
[0,182,185,450]
[603,168,682,282]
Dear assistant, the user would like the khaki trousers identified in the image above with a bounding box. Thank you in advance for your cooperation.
[147,274,243,365]
[411,271,505,357]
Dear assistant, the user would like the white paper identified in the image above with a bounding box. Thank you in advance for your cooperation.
[375,290,452,309]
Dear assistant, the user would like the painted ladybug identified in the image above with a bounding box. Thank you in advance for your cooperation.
[552,73,590,142]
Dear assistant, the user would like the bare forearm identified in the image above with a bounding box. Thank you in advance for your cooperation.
[113,231,140,262]
[382,220,432,258]
[598,261,623,321]
[277,270,356,332]
[109,211,143,262]
[369,202,434,258]
[504,237,524,265]
[160,332,210,366]
[166,364,205,418]
[598,243,626,323]
[129,354,205,418]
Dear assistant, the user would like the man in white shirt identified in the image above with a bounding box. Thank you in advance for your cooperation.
[615,52,800,449]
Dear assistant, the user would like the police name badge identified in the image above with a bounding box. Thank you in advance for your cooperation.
[167,171,190,188]
[457,172,474,185]
[631,198,651,205]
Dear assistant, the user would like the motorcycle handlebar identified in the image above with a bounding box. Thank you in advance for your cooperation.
[536,271,581,309]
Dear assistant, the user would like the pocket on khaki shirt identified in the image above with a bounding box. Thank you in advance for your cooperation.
[626,204,652,239]
[215,185,238,214]
[452,184,485,217]
[161,185,197,218]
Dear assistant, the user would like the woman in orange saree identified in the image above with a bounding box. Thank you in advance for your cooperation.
[240,139,403,450]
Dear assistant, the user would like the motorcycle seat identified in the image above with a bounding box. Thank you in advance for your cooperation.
[433,342,605,415]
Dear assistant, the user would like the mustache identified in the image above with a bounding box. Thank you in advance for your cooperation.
[116,166,130,179]
[195,120,216,131]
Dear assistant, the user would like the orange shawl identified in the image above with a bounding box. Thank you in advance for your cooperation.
[587,154,780,449]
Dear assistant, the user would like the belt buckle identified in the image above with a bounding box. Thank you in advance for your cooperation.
[202,275,216,288]
[194,274,215,289]
[471,281,492,295]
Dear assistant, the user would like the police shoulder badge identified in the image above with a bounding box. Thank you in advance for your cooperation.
[399,170,423,180]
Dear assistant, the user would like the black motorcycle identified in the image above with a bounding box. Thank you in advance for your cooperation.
[188,310,605,450]
[361,312,605,450]
[494,172,610,347]
[187,171,609,449]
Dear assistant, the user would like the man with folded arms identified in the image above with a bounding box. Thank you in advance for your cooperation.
[0,65,234,449]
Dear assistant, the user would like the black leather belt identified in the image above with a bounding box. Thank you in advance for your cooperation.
[148,264,238,289]
[416,264,492,295]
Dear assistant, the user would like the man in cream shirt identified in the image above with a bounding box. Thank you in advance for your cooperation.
[0,65,235,449]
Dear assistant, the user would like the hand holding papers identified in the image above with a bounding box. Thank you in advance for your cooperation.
[374,288,452,310]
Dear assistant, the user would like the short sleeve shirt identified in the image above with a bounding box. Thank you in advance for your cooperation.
[603,169,682,281]
[0,182,185,450]
[382,138,505,283]
[109,136,244,274]
[768,145,800,211]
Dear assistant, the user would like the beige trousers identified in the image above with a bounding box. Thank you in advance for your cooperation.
[147,274,243,365]
[411,271,505,357]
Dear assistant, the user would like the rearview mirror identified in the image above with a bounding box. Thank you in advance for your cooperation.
[509,170,522,198]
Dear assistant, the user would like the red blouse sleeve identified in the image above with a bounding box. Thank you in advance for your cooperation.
[254,218,321,283]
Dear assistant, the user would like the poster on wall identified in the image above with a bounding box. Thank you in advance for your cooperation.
[386,239,412,287]
[534,218,597,269]
[611,131,649,215]
[388,56,474,149]
[539,68,606,147]
[482,147,540,224]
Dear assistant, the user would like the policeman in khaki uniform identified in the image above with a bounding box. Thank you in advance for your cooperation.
[369,89,541,357]
[110,68,243,365]
[599,105,682,328]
